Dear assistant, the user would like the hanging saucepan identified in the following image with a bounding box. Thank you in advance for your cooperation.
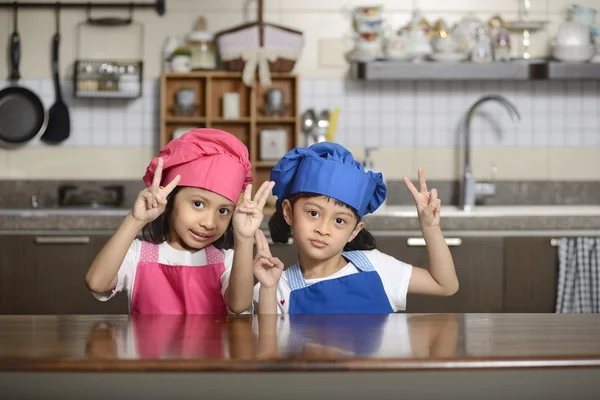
[0,3,47,148]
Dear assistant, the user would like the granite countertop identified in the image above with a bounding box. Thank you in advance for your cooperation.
[1,205,600,234]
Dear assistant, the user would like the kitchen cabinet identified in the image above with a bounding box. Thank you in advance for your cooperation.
[0,234,128,315]
[375,236,505,313]
[503,237,558,313]
[269,242,299,270]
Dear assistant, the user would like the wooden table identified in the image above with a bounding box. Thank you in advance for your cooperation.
[1,314,599,400]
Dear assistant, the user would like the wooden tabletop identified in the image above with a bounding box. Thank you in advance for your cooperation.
[1,313,599,372]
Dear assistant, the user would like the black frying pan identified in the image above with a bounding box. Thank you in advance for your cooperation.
[0,3,46,147]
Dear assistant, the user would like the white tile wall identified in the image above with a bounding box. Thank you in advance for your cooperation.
[2,77,598,149]
[301,79,600,148]
[0,78,157,148]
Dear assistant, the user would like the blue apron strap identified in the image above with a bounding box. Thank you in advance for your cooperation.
[286,262,308,290]
[341,251,376,272]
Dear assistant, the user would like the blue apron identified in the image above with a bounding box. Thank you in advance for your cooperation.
[287,250,394,314]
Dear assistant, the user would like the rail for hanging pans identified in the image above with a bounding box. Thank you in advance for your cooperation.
[0,0,165,16]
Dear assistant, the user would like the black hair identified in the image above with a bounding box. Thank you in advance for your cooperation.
[141,186,234,250]
[268,192,377,251]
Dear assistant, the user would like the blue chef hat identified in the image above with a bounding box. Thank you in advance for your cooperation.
[270,142,387,218]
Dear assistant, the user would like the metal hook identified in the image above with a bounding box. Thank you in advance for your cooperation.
[55,1,60,34]
[13,1,18,32]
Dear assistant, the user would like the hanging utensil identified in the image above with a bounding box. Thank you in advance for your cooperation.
[316,109,330,143]
[301,108,317,146]
[41,2,70,144]
[0,2,46,148]
[326,107,340,142]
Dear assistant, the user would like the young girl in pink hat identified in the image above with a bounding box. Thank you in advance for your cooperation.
[86,128,274,314]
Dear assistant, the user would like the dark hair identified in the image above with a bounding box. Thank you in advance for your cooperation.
[141,186,234,250]
[268,193,377,251]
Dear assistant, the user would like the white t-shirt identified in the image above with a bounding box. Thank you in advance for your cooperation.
[93,239,235,311]
[252,249,413,314]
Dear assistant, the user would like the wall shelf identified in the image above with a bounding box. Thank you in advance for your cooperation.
[351,60,600,81]
[160,72,300,195]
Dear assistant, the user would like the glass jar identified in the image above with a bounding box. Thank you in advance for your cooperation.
[187,28,216,70]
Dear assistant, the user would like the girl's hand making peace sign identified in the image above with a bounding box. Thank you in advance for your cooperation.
[132,157,181,223]
[232,180,275,241]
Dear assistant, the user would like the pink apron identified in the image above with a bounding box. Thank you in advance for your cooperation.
[130,241,228,315]
[132,315,226,358]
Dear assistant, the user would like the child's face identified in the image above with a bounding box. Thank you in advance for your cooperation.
[168,187,235,250]
[284,196,364,261]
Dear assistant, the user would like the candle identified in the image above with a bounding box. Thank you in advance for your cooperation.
[222,93,240,119]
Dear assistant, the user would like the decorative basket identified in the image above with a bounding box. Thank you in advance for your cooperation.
[215,0,303,87]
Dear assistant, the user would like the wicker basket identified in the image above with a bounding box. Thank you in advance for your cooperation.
[215,0,303,80]
[223,57,297,73]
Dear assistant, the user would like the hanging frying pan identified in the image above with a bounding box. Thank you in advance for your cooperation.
[0,3,47,147]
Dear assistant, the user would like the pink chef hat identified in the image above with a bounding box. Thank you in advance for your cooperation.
[143,128,252,203]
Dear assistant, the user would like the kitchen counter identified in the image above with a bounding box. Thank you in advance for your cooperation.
[1,314,599,400]
[1,205,600,233]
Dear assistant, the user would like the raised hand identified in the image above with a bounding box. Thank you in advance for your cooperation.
[132,157,181,223]
[403,168,441,228]
[253,230,284,289]
[232,180,275,241]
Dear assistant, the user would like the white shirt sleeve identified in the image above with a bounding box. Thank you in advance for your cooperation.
[91,239,141,302]
[219,248,235,298]
[366,249,413,312]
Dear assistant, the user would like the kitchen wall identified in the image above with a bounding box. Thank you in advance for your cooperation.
[0,0,599,181]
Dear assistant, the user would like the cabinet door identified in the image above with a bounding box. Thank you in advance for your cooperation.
[375,236,505,313]
[503,237,557,313]
[0,234,128,315]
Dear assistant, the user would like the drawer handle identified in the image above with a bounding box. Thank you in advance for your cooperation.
[267,238,294,245]
[34,236,91,245]
[407,238,462,247]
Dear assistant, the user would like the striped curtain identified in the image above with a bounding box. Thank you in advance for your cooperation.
[556,238,600,313]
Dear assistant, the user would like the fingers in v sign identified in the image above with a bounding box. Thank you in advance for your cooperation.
[253,229,284,288]
[151,157,181,203]
[233,180,276,240]
[238,180,275,214]
[132,157,181,223]
[403,168,441,227]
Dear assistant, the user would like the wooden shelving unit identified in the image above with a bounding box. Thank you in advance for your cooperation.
[160,71,300,198]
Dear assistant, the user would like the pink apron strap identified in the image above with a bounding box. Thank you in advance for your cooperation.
[140,241,160,263]
[204,245,224,265]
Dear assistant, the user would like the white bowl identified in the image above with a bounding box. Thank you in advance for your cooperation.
[556,22,592,46]
[552,44,595,62]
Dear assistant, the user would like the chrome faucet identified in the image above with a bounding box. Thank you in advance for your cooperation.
[460,95,521,211]
[363,147,376,170]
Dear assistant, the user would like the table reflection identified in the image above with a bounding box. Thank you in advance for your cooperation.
[84,314,460,361]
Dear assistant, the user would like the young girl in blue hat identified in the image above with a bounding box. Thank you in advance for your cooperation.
[252,142,459,314]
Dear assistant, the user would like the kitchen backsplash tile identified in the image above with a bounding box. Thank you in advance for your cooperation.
[1,78,598,149]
